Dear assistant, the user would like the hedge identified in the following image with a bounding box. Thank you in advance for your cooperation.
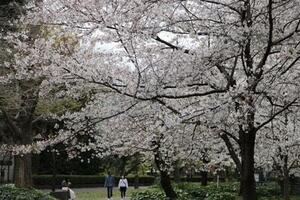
[33,175,155,188]
[0,184,55,200]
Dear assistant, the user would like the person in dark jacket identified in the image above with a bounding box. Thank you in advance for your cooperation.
[104,172,115,200]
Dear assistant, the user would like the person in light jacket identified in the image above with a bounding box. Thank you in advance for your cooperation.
[104,172,115,200]
[61,180,76,200]
[118,175,128,200]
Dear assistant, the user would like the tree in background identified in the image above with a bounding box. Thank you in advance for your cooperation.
[256,107,300,200]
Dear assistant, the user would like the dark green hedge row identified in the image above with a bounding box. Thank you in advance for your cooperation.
[33,175,156,188]
[0,184,55,200]
[33,175,207,188]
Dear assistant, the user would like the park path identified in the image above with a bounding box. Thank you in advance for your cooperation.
[42,186,145,200]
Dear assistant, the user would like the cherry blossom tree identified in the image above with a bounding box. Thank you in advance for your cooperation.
[3,1,300,200]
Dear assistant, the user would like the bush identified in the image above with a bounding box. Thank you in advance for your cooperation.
[0,184,55,200]
[131,182,284,200]
[184,188,207,200]
[206,182,239,194]
[132,182,238,200]
[176,183,207,200]
[130,190,165,200]
[130,189,190,200]
[205,192,235,200]
[256,183,281,197]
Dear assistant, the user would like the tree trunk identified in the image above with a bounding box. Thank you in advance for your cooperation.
[51,150,56,192]
[239,179,243,196]
[201,170,208,186]
[160,170,177,200]
[240,131,257,200]
[283,174,290,200]
[134,174,139,189]
[283,156,290,200]
[14,154,32,188]
[174,161,180,183]
[154,153,177,199]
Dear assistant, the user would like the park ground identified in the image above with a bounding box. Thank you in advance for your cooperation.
[44,187,147,200]
[59,187,300,200]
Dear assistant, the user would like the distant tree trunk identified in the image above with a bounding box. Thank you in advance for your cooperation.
[14,154,32,188]
[201,170,208,186]
[174,161,180,183]
[134,174,139,189]
[283,156,290,200]
[51,150,57,192]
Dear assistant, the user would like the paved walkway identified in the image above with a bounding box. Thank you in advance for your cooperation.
[43,186,146,200]
[42,187,102,193]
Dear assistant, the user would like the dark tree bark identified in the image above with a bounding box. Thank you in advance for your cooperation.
[201,170,208,186]
[240,131,257,200]
[154,153,177,199]
[283,156,290,200]
[174,160,181,183]
[14,154,32,188]
[160,170,177,199]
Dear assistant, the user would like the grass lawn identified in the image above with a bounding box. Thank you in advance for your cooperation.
[235,196,300,200]
[76,187,147,200]
[76,187,300,200]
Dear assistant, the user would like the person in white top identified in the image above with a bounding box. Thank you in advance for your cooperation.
[61,180,76,200]
[118,175,128,200]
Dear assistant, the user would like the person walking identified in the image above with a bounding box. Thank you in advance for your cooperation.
[104,172,115,200]
[61,180,76,200]
[118,175,128,200]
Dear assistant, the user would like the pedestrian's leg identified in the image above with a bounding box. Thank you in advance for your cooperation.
[110,187,113,198]
[121,188,125,198]
[124,187,127,198]
[107,187,109,199]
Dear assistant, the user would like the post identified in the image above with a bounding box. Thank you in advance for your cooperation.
[51,148,56,192]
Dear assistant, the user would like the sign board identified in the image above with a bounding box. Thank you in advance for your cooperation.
[254,174,259,182]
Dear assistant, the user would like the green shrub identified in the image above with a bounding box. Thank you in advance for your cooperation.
[0,184,55,200]
[184,188,207,199]
[206,182,239,193]
[130,190,165,200]
[175,183,207,200]
[130,188,191,200]
[256,184,281,197]
[205,192,235,200]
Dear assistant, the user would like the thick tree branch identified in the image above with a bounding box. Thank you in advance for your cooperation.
[255,98,298,131]
[1,108,22,142]
[155,36,191,54]
[219,133,241,172]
